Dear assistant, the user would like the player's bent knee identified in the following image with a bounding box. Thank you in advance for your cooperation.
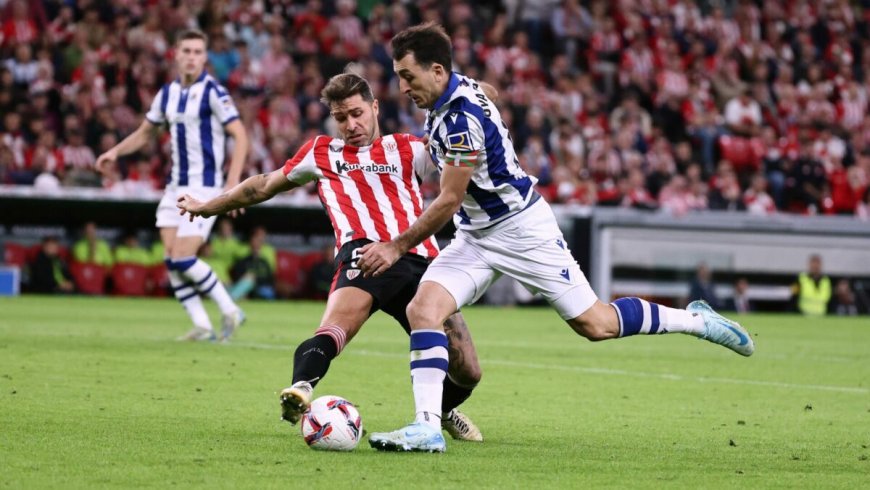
[406,296,448,329]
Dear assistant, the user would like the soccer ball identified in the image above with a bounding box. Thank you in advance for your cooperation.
[300,396,363,451]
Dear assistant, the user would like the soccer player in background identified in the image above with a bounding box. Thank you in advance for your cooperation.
[177,72,485,442]
[359,23,755,453]
[95,30,247,342]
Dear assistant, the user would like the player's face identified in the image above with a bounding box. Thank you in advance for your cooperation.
[330,94,380,147]
[394,53,446,110]
[175,39,207,79]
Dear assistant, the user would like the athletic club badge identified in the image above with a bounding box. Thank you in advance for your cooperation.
[346,269,361,280]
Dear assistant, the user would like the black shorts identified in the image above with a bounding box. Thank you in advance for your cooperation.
[332,239,429,333]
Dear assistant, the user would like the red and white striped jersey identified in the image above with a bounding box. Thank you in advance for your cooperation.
[282,133,440,259]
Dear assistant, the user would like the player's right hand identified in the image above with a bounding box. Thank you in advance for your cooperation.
[94,149,118,175]
[177,194,207,222]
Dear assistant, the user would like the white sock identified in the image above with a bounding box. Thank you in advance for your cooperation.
[660,306,705,336]
[410,330,448,429]
[176,257,238,315]
[167,265,212,330]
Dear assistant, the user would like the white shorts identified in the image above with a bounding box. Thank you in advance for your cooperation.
[155,186,222,239]
[422,198,598,320]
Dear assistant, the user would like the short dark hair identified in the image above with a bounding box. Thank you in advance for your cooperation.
[320,73,374,106]
[391,22,452,72]
[176,29,209,46]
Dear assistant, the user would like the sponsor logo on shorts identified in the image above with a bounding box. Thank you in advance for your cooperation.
[560,268,570,281]
[346,269,361,280]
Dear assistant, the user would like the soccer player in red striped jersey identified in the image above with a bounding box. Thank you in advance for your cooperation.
[177,72,484,442]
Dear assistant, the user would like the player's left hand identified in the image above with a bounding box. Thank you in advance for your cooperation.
[357,241,401,277]
[177,194,207,222]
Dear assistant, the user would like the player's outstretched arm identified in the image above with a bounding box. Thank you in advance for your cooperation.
[357,164,474,277]
[95,119,156,175]
[177,169,297,221]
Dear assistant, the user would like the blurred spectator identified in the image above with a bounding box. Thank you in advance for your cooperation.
[306,244,335,300]
[209,219,248,282]
[831,279,858,316]
[743,173,776,215]
[72,221,114,268]
[29,236,74,294]
[229,226,276,300]
[687,262,721,309]
[60,129,99,187]
[793,254,832,316]
[786,139,827,214]
[114,231,153,266]
[857,188,870,220]
[1,0,870,221]
[725,278,752,314]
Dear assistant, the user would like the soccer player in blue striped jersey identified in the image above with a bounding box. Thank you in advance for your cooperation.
[96,30,247,342]
[361,23,755,453]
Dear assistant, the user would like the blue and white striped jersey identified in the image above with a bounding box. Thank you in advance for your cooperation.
[426,72,537,230]
[146,71,240,188]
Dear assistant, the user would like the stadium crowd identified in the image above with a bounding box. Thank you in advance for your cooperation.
[2,0,870,217]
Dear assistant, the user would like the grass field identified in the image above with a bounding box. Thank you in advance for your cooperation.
[1,296,868,489]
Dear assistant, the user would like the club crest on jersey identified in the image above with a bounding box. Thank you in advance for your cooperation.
[384,141,397,152]
[447,132,474,151]
[346,269,361,280]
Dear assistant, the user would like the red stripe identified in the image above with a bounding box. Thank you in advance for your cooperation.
[314,138,366,247]
[343,144,390,242]
[395,135,439,258]
[370,138,410,238]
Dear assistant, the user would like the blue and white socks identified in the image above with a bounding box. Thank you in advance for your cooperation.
[166,256,239,332]
[612,297,704,337]
[165,257,212,330]
[410,330,448,429]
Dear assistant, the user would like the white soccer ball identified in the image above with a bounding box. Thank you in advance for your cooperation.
[300,395,363,451]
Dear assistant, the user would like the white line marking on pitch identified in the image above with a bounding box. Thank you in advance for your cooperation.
[228,341,868,395]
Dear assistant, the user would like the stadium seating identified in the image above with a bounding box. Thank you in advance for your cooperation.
[275,250,305,297]
[111,263,150,296]
[70,262,107,295]
[3,242,28,267]
[148,264,170,297]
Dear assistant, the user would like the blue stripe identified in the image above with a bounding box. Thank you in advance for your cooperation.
[160,84,170,117]
[410,358,449,371]
[200,277,219,294]
[195,270,213,287]
[176,88,190,186]
[177,290,199,302]
[164,257,175,270]
[174,256,197,272]
[458,99,533,198]
[409,331,447,350]
[649,303,661,334]
[200,82,216,187]
[613,297,643,337]
[173,282,195,292]
[466,180,509,219]
[456,207,472,225]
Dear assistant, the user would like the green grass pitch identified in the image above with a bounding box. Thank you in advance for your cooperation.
[1,296,868,489]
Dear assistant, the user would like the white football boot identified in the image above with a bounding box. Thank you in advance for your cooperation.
[279,381,313,425]
[369,422,446,453]
[442,409,483,442]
